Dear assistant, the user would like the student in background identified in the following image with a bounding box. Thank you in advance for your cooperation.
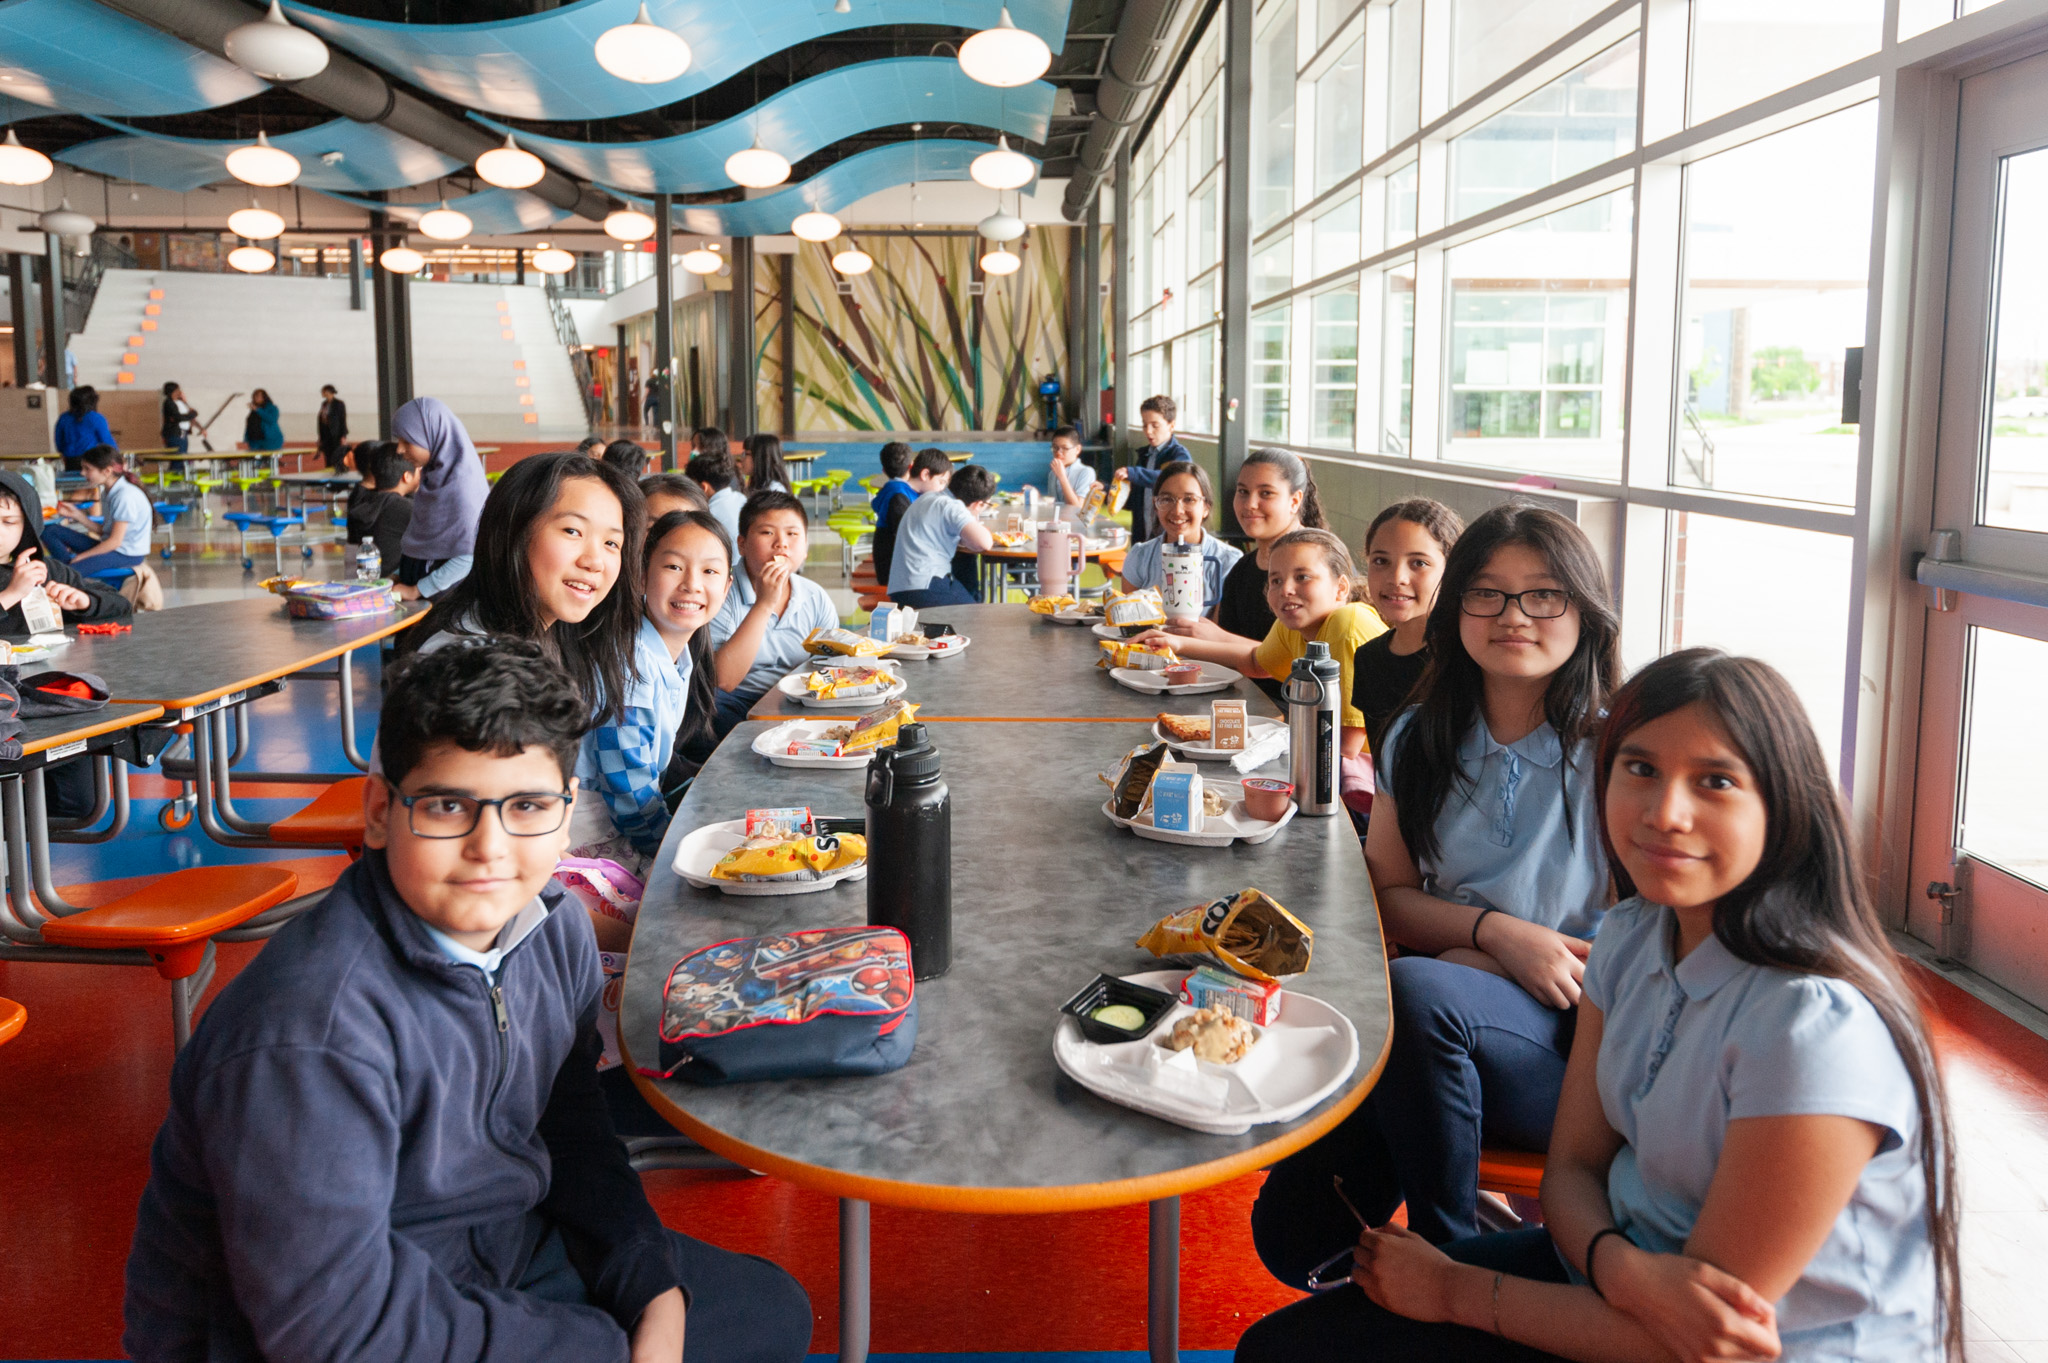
[886,463,997,609]
[692,426,730,463]
[641,471,710,524]
[0,469,129,630]
[390,397,490,603]
[1110,395,1190,539]
[707,490,839,737]
[872,446,947,585]
[1251,504,1618,1287]
[1046,424,1097,509]
[159,382,197,455]
[1353,499,1462,758]
[602,439,649,480]
[54,386,113,472]
[345,441,418,578]
[688,449,746,544]
[43,445,152,574]
[123,640,812,1363]
[739,433,790,495]
[576,436,605,457]
[316,384,348,469]
[1241,650,1959,1363]
[1115,461,1240,614]
[244,389,282,452]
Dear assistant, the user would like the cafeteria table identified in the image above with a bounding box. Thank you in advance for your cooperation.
[974,538,1128,602]
[746,602,1280,722]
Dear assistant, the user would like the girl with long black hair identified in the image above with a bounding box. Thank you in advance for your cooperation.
[738,433,791,495]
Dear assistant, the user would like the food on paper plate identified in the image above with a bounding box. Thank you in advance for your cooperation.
[709,831,868,883]
[1157,713,1212,743]
[1090,1003,1148,1032]
[1180,964,1284,1026]
[1027,594,1078,614]
[1137,888,1314,982]
[1163,1006,1257,1064]
[990,530,1034,550]
[1099,637,1179,671]
[805,626,894,658]
[805,665,896,700]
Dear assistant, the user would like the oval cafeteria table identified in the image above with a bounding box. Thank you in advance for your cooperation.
[628,602,1388,1363]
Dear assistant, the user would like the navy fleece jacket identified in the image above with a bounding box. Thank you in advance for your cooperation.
[123,851,680,1363]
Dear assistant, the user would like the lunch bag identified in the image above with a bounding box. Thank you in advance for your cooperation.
[1,666,109,717]
[637,925,917,1086]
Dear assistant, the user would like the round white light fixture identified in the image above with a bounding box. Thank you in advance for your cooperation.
[725,142,790,189]
[680,246,722,274]
[958,7,1051,88]
[969,134,1034,190]
[593,2,691,84]
[223,0,330,81]
[417,200,473,241]
[37,200,95,237]
[530,244,576,274]
[977,208,1024,241]
[0,129,52,185]
[789,210,842,242]
[831,247,873,275]
[475,133,545,190]
[379,245,425,274]
[225,129,301,187]
[603,206,657,241]
[227,204,285,239]
[227,244,276,273]
[980,243,1021,275]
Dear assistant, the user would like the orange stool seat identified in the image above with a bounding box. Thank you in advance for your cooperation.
[270,777,370,848]
[1477,1147,1545,1200]
[40,865,300,979]
[0,996,23,1046]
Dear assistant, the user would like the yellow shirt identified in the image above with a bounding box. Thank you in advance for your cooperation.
[1252,603,1388,729]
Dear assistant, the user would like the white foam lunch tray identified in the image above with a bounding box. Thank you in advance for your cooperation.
[1109,663,1242,696]
[751,719,877,770]
[672,818,868,896]
[1152,716,1287,762]
[1098,782,1295,847]
[776,667,909,709]
[886,634,971,660]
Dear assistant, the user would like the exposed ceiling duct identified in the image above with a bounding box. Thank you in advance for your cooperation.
[1060,0,1202,220]
[88,0,617,222]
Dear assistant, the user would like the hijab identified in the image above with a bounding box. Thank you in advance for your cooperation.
[394,397,489,561]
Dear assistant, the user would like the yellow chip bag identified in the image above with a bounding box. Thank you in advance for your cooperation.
[710,833,868,882]
[1028,594,1078,614]
[1107,588,1167,630]
[841,698,919,754]
[1098,638,1179,671]
[805,666,896,699]
[805,626,893,657]
[1136,888,1313,982]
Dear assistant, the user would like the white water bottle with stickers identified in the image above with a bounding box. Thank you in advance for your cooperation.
[1161,537,1202,626]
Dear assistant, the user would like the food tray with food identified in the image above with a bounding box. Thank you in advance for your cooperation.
[1052,970,1358,1134]
[1108,663,1242,696]
[672,818,869,896]
[775,665,909,709]
[752,721,872,769]
[885,633,971,660]
[1153,713,1288,761]
[1099,789,1295,846]
[1049,604,1103,625]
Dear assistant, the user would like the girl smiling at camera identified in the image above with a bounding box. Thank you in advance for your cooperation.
[1115,461,1242,615]
[1353,499,1463,758]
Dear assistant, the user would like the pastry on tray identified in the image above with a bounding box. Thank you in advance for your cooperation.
[1163,1006,1257,1064]
[1157,713,1212,743]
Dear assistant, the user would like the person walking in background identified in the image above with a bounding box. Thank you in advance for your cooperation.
[159,382,197,455]
[243,389,282,452]
[316,384,349,469]
[389,396,489,602]
[54,386,113,473]
[643,370,667,430]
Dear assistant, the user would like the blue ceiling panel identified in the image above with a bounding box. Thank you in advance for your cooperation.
[55,118,465,193]
[667,138,1036,237]
[323,186,570,235]
[0,0,265,116]
[282,0,1069,122]
[474,58,1051,195]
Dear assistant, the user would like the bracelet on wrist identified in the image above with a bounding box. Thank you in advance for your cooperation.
[1584,1227,1631,1301]
[1470,907,1500,952]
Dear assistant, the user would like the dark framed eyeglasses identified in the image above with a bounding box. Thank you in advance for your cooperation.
[390,785,573,838]
[1459,587,1572,619]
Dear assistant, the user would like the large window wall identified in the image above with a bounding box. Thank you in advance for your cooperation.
[1125,0,2011,781]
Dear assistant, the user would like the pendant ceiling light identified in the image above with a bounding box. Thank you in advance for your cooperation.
[604,207,657,242]
[417,200,473,241]
[475,133,545,189]
[980,243,1021,275]
[594,2,691,84]
[969,135,1033,190]
[957,7,1050,87]
[789,211,842,242]
[977,205,1024,241]
[680,244,723,274]
[226,203,285,240]
[223,0,330,81]
[227,244,276,273]
[38,200,95,237]
[379,245,425,274]
[225,130,301,187]
[0,129,52,185]
[831,246,873,275]
[725,142,790,189]
[530,243,576,274]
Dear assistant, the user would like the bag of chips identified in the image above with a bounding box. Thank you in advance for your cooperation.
[710,833,868,883]
[806,666,896,700]
[1098,637,1179,671]
[842,699,919,755]
[806,626,894,657]
[1027,594,1078,614]
[1106,588,1167,630]
[1137,888,1314,982]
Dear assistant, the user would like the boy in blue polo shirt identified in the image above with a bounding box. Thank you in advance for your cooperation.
[887,463,997,608]
[870,445,950,585]
[708,489,840,736]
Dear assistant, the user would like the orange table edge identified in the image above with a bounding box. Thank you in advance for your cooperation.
[106,608,426,710]
[21,705,164,755]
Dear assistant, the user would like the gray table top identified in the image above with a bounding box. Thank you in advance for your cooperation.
[4,596,427,711]
[621,717,1389,1214]
[746,603,1283,723]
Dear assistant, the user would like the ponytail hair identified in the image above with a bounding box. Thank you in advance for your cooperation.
[80,443,141,489]
[1241,447,1326,530]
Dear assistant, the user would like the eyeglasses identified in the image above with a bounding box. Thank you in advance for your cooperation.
[391,785,573,838]
[1156,494,1208,509]
[1460,587,1571,619]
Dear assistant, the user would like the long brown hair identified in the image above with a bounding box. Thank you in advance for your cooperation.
[1239,447,1327,531]
[1596,649,1961,1358]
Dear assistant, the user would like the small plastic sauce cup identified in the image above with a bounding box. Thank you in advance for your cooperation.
[1241,777,1294,822]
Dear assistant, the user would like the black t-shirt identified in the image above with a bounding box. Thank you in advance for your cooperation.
[1353,632,1430,757]
[1216,549,1284,704]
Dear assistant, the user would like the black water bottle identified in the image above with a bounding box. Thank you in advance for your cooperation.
[865,722,952,980]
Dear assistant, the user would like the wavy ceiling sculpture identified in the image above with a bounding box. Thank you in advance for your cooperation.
[55,116,464,193]
[661,137,1037,237]
[320,185,570,234]
[0,0,263,116]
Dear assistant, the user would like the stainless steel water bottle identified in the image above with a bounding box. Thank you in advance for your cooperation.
[1286,642,1343,816]
[864,722,952,979]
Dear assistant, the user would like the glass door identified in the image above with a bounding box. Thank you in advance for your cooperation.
[1910,49,2048,1010]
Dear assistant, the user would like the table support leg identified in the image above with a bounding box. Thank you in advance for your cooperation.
[1149,1196,1180,1363]
[839,1197,870,1363]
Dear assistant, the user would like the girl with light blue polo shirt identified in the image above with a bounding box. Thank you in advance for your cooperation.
[1238,649,1959,1363]
[1115,461,1241,616]
[1252,503,1620,1283]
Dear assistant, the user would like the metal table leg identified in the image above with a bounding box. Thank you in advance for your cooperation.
[1149,1196,1180,1363]
[840,1197,870,1363]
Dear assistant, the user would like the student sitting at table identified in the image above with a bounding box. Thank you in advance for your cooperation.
[886,462,997,609]
[54,385,112,473]
[1353,498,1462,759]
[602,439,649,480]
[122,639,814,1363]
[739,433,791,496]
[1110,395,1189,540]
[1239,648,1960,1363]
[707,490,840,737]
[345,441,418,580]
[567,508,732,872]
[576,435,605,457]
[391,396,490,603]
[641,471,710,525]
[689,449,747,545]
[0,469,130,631]
[1047,424,1097,509]
[41,444,153,576]
[1114,460,1240,614]
[1249,504,1618,1288]
[871,445,947,586]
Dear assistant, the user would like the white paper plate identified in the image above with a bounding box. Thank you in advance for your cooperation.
[886,635,971,660]
[775,669,909,709]
[1152,717,1288,762]
[1109,663,1242,696]
[1053,970,1359,1135]
[1047,605,1102,625]
[1100,786,1295,847]
[672,818,869,895]
[750,720,875,770]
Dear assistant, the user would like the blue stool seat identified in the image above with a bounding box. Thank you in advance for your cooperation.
[153,501,191,560]
[83,563,133,584]
[224,512,306,573]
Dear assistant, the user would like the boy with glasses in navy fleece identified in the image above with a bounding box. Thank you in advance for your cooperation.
[123,638,810,1363]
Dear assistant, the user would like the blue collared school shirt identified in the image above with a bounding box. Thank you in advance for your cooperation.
[887,489,975,594]
[573,616,691,857]
[708,486,746,544]
[708,559,840,698]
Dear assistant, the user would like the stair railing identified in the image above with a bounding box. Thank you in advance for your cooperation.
[541,276,603,430]
[64,237,138,335]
